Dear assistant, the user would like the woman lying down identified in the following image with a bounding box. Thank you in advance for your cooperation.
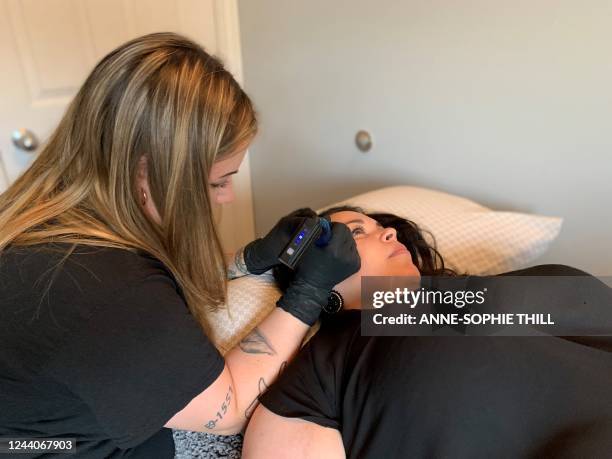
[242,206,612,459]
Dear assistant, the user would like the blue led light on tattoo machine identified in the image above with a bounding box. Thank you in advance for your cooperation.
[278,218,332,270]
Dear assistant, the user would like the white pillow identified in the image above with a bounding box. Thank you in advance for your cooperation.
[207,185,562,351]
[321,185,562,276]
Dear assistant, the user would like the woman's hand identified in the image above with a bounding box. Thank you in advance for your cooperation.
[277,222,361,325]
[243,208,318,274]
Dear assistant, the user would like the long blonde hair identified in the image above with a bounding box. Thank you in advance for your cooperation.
[0,32,257,332]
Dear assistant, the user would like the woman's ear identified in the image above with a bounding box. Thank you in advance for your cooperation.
[137,155,148,181]
[135,155,162,224]
[136,155,151,197]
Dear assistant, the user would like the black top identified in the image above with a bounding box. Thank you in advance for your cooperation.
[259,265,612,459]
[0,243,224,458]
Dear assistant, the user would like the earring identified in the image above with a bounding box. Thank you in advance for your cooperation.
[324,290,344,314]
[140,189,147,206]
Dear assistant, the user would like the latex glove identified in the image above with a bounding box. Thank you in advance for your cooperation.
[243,208,318,274]
[277,222,361,325]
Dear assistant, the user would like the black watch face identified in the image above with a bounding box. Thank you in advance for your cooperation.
[324,291,343,314]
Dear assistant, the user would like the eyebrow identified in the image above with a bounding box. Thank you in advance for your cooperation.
[218,170,239,179]
[344,218,383,227]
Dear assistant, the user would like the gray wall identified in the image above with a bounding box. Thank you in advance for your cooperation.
[238,0,612,275]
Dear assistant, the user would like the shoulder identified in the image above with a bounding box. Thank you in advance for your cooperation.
[62,244,187,319]
[314,310,362,345]
[497,264,592,276]
[67,243,176,286]
[300,310,366,368]
[3,242,178,296]
[1,242,186,331]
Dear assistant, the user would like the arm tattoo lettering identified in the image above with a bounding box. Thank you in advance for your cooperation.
[240,327,277,355]
[204,385,233,430]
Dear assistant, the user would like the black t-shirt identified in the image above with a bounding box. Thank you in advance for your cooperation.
[259,265,612,459]
[0,243,224,458]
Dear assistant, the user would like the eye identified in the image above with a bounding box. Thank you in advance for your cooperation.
[211,180,229,189]
[351,226,365,236]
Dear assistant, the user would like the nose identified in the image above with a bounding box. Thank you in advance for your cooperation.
[380,226,397,242]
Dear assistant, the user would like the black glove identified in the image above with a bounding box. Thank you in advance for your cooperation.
[277,222,361,325]
[243,208,318,274]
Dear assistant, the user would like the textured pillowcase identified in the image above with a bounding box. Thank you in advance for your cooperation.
[206,273,321,354]
[323,185,562,276]
[206,273,281,354]
[207,185,562,351]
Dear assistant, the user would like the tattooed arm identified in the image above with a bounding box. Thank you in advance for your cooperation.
[225,247,250,280]
[165,307,309,435]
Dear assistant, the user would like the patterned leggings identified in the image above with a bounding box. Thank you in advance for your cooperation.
[173,430,243,458]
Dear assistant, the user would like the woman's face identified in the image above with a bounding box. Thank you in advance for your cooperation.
[137,148,247,224]
[208,149,247,205]
[330,211,421,309]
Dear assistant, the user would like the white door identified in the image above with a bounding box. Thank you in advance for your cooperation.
[0,0,254,251]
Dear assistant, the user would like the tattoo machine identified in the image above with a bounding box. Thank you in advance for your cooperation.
[278,217,332,270]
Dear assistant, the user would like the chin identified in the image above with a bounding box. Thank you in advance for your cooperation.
[388,259,420,277]
[406,263,421,277]
[393,269,420,277]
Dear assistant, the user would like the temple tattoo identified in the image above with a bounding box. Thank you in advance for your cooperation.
[227,247,250,280]
[204,385,233,430]
[240,327,277,355]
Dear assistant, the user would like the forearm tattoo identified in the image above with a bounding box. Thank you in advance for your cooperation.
[204,385,233,430]
[239,327,277,355]
[244,361,288,419]
[244,377,269,419]
[227,246,250,279]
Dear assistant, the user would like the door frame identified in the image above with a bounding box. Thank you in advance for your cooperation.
[213,0,256,250]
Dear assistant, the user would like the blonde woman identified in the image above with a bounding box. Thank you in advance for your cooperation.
[0,33,359,458]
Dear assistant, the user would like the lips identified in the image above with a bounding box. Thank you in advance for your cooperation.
[389,247,410,258]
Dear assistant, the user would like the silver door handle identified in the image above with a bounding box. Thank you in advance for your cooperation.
[12,128,39,152]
